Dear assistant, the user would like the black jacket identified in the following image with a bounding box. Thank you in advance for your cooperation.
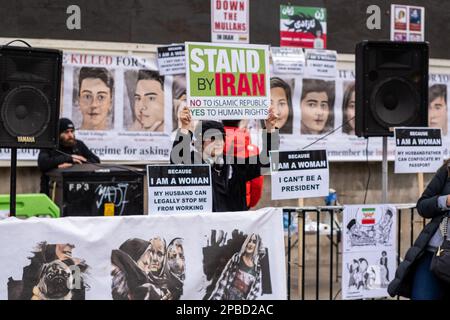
[388,165,449,298]
[170,129,279,212]
[37,140,100,195]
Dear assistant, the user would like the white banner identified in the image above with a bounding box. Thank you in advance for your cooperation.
[270,150,329,200]
[3,52,450,162]
[394,127,443,173]
[147,165,212,214]
[0,208,286,300]
[342,204,397,300]
[211,0,249,43]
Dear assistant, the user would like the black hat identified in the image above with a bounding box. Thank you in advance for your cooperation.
[194,120,225,142]
[346,219,357,230]
[59,118,75,134]
[119,238,150,262]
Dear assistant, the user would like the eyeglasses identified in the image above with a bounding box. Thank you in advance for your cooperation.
[80,93,109,105]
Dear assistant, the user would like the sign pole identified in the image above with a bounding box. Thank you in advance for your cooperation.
[382,136,388,203]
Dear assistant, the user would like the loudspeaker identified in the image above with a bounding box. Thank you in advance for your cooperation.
[0,45,62,148]
[355,41,429,137]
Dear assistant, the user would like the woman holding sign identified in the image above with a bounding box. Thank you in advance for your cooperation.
[170,106,279,212]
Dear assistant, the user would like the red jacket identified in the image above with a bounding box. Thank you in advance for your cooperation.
[224,126,264,209]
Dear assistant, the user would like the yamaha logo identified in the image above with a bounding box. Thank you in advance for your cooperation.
[17,136,35,143]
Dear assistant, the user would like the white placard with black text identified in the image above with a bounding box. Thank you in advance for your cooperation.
[304,49,337,78]
[270,150,329,200]
[157,44,186,75]
[147,165,212,214]
[394,127,443,173]
[271,47,305,74]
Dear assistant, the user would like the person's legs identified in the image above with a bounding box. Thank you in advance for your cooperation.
[411,251,446,300]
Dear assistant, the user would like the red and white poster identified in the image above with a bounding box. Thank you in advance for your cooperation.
[280,5,327,49]
[211,0,249,44]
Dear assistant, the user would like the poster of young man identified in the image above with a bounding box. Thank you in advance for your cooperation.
[211,0,249,44]
[185,42,270,120]
[394,127,443,174]
[62,52,172,161]
[270,150,329,200]
[280,5,327,49]
[147,164,212,214]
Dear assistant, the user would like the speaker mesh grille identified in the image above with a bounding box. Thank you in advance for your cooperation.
[370,78,419,127]
[1,86,51,136]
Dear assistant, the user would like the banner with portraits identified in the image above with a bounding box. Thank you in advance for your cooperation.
[0,207,286,300]
[1,49,449,163]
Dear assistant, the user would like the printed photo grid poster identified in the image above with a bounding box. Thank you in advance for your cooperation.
[342,204,397,300]
[0,208,286,300]
[60,52,172,161]
[390,4,425,42]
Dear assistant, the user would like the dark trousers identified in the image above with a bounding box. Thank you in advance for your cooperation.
[411,251,449,300]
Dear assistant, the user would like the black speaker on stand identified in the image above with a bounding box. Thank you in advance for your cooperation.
[355,40,429,203]
[0,42,62,216]
[355,41,429,137]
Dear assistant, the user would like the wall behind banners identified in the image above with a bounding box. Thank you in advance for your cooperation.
[0,37,449,208]
[0,1,448,59]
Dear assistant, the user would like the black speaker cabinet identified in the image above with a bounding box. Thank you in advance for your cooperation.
[0,46,62,148]
[355,41,429,137]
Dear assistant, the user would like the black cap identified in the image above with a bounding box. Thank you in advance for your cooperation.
[59,118,75,134]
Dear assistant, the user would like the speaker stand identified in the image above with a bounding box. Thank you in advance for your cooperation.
[381,136,388,203]
[9,147,16,217]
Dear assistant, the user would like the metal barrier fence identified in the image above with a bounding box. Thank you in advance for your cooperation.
[284,204,425,300]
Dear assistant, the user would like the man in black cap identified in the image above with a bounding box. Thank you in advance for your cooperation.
[38,118,100,195]
[170,106,279,212]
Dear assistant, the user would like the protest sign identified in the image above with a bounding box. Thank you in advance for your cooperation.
[157,44,186,75]
[211,0,249,43]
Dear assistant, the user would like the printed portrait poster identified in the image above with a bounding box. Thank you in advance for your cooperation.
[61,52,172,161]
[0,208,286,300]
[280,5,327,49]
[211,0,249,44]
[186,42,270,120]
